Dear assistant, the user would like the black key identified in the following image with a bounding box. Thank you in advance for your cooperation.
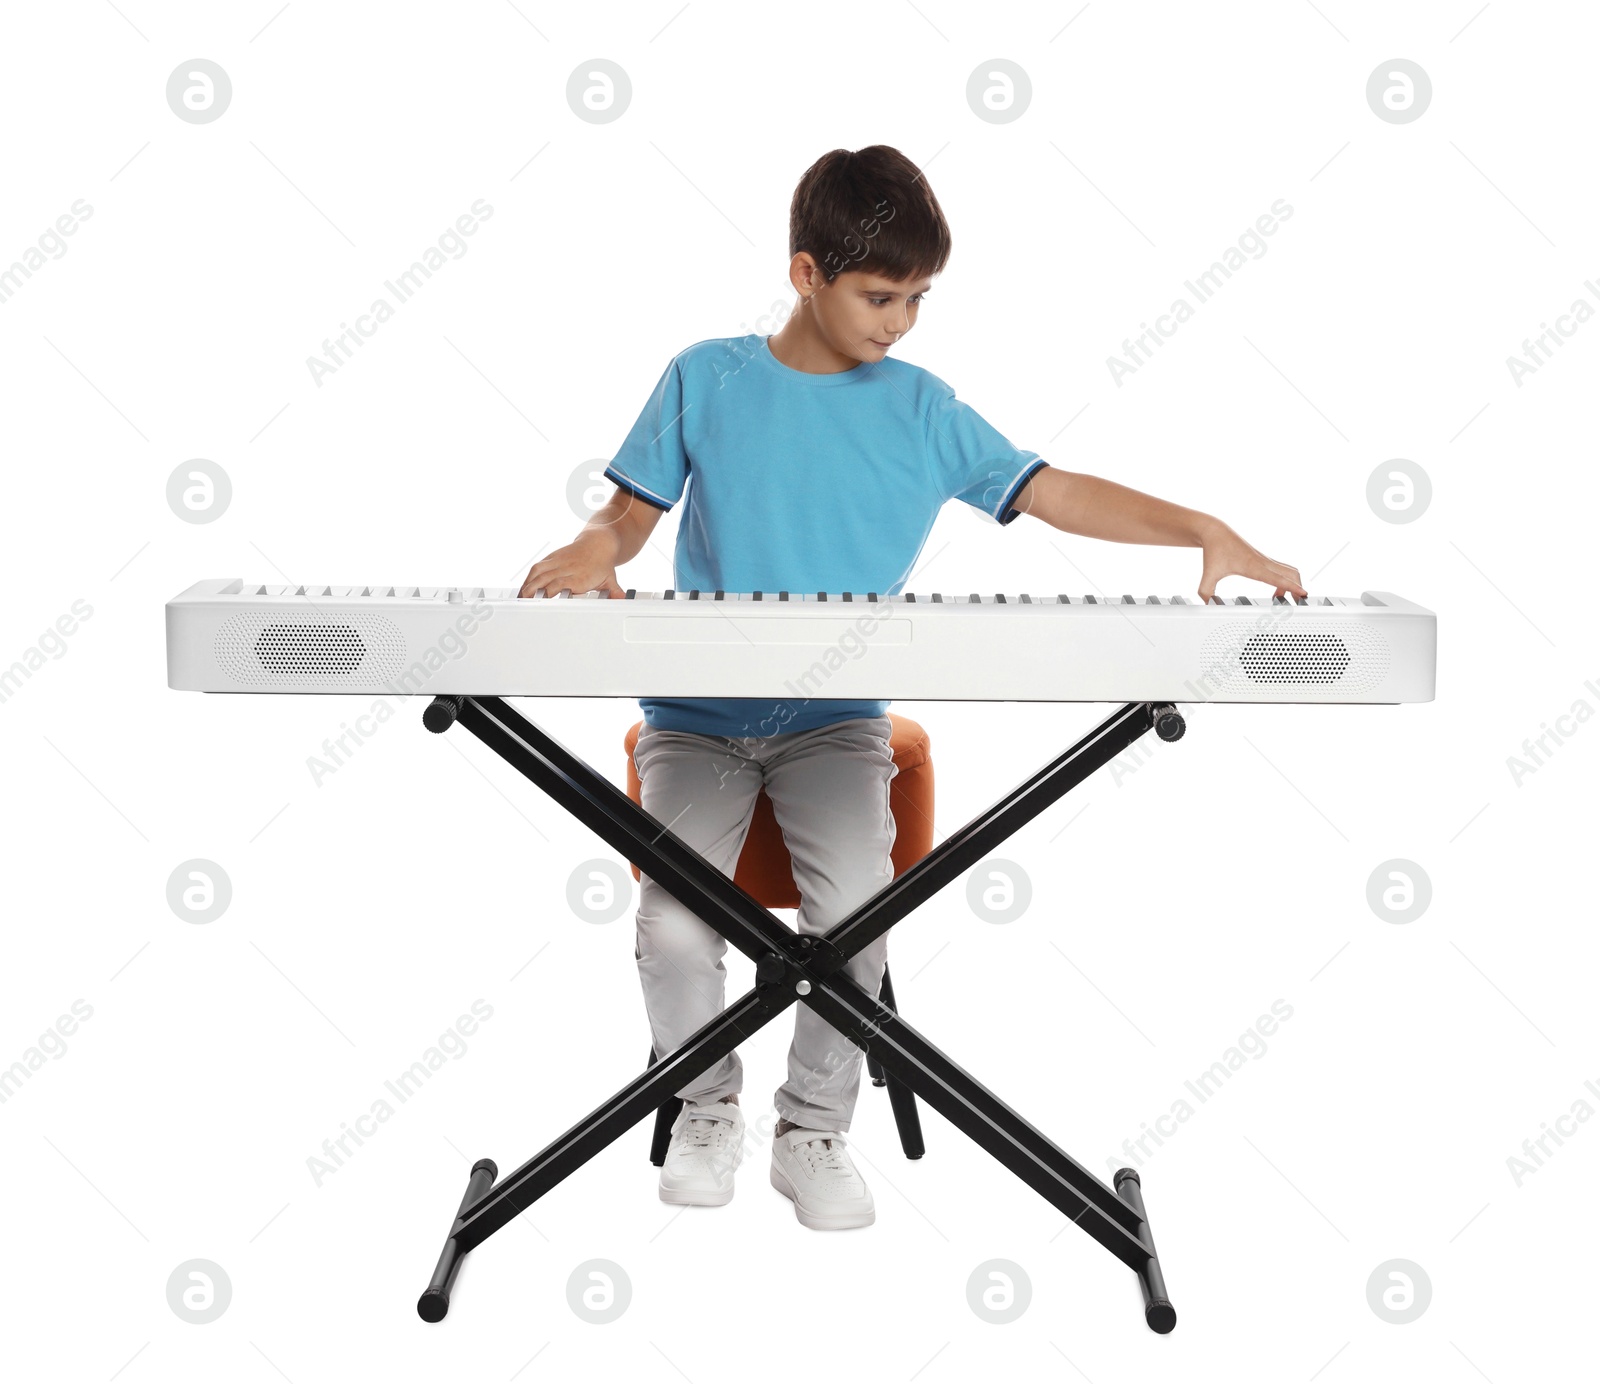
[996,593,1007,603]
[1294,594,1307,605]
[1233,595,1251,605]
[1058,594,1070,603]
[1085,594,1097,604]
[714,589,724,600]
[868,592,878,603]
[931,592,943,602]
[664,589,676,600]
[625,588,636,599]
[1146,595,1160,604]
[1272,594,1287,604]
[689,589,701,600]
[817,591,827,601]
[843,591,853,601]
[779,591,789,601]
[1019,593,1032,603]
[1122,594,1135,604]
[970,592,981,604]
[906,592,916,602]
[753,590,762,600]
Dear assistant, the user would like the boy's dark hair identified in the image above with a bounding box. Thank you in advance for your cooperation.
[788,145,951,284]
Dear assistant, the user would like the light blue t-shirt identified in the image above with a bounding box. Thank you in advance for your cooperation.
[604,333,1048,738]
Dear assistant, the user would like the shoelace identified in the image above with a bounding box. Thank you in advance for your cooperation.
[678,1110,736,1151]
[795,1136,849,1173]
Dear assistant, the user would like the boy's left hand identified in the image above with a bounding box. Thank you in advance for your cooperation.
[1197,519,1307,603]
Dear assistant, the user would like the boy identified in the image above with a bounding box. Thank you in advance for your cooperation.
[520,145,1305,1230]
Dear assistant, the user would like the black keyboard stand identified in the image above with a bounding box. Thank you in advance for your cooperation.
[415,693,1186,1332]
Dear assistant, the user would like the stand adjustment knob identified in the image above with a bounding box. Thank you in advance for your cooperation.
[424,696,465,734]
[1151,704,1186,742]
[755,952,787,986]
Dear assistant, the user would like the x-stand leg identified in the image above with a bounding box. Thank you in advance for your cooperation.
[649,944,924,1167]
[416,694,1185,1332]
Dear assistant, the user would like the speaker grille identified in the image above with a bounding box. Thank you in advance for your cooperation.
[1199,620,1390,694]
[215,613,406,686]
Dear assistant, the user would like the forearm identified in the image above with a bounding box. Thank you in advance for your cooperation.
[1019,468,1218,547]
[576,491,653,567]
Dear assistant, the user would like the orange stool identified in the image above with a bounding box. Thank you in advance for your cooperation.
[625,712,935,1160]
[623,712,935,904]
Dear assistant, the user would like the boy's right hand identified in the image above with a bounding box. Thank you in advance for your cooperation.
[518,533,626,599]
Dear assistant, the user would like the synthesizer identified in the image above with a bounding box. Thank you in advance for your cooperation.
[164,580,1435,703]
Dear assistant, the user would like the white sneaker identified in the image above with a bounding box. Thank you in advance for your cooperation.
[770,1126,875,1230]
[658,1100,745,1206]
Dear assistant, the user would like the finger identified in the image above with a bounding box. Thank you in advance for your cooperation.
[1197,558,1228,604]
[1249,557,1304,598]
[1268,561,1308,598]
[518,560,554,598]
[522,570,573,599]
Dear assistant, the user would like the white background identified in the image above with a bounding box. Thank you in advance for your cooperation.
[2,2,1595,1381]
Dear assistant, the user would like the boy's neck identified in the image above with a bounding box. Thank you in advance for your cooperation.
[766,314,867,376]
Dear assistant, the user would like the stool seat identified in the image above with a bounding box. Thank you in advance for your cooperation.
[624,713,934,908]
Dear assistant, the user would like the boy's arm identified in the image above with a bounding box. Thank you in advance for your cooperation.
[1010,468,1306,603]
[518,485,665,599]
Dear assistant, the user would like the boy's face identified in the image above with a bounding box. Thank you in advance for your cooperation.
[811,267,932,363]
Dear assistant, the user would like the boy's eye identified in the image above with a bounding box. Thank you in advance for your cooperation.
[869,295,923,307]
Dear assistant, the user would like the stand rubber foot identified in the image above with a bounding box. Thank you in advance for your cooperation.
[416,1157,498,1322]
[1114,1167,1177,1334]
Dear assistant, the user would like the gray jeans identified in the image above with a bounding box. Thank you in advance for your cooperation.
[632,714,898,1132]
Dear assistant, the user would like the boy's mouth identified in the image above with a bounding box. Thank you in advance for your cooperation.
[869,339,891,349]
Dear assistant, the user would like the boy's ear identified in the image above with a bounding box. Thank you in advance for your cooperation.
[789,251,827,295]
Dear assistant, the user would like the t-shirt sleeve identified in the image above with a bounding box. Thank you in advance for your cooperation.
[924,382,1049,526]
[604,354,691,513]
